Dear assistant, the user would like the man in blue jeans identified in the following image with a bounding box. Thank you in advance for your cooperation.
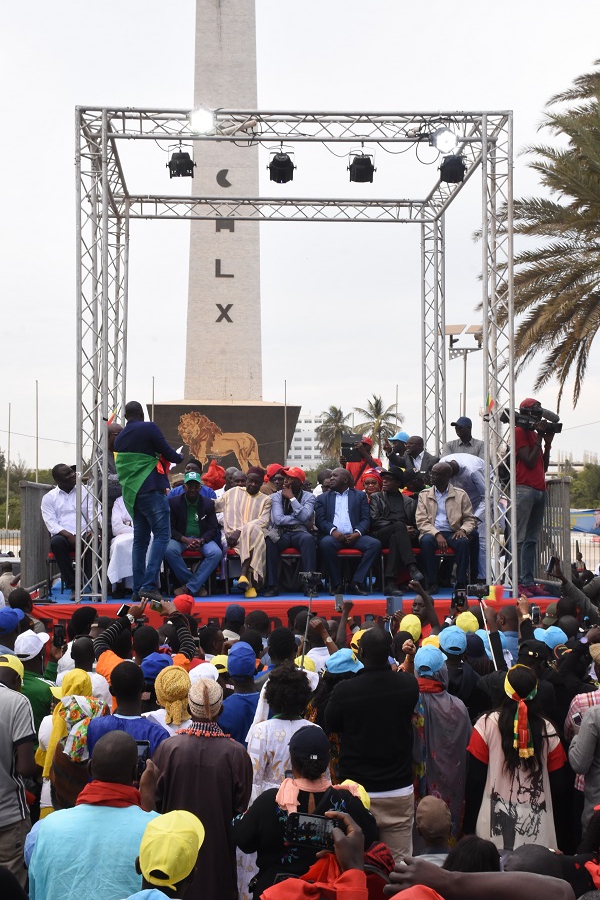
[114,401,183,603]
[165,471,222,599]
[515,398,554,597]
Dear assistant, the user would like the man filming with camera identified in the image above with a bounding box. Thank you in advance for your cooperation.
[515,397,556,597]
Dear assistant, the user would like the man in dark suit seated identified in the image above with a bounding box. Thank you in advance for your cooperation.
[314,468,382,596]
[164,472,222,599]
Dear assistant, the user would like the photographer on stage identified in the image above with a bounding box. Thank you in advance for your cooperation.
[515,397,557,597]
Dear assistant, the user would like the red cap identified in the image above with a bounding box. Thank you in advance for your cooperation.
[520,398,540,409]
[173,594,195,615]
[282,466,306,484]
[264,463,286,483]
[361,436,373,447]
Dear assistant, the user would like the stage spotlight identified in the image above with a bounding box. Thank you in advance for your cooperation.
[430,126,458,154]
[439,155,466,184]
[268,152,295,183]
[348,152,376,183]
[167,148,196,178]
[189,107,215,134]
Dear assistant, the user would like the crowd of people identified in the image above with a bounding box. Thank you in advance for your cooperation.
[40,400,546,602]
[3,572,600,899]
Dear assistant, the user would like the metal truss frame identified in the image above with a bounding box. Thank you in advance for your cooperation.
[75,106,515,597]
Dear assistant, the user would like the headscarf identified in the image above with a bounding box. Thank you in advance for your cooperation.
[43,668,93,778]
[504,664,538,758]
[362,468,382,487]
[202,459,226,490]
[155,665,191,726]
[62,695,109,762]
[247,466,266,479]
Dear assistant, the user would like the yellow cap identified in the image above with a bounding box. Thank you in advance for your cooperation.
[421,634,440,648]
[50,668,93,699]
[0,653,24,682]
[456,611,479,634]
[350,629,366,653]
[210,654,228,674]
[400,614,422,642]
[294,656,316,672]
[139,809,205,890]
[340,779,371,810]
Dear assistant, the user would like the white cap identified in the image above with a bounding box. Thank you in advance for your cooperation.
[14,630,50,661]
[189,663,219,684]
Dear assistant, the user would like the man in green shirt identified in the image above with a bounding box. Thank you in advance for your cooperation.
[165,472,222,599]
[14,631,60,734]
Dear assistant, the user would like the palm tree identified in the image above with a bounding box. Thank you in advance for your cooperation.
[315,406,352,458]
[508,60,600,408]
[353,394,401,458]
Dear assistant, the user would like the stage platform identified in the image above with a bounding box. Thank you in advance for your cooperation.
[33,584,558,630]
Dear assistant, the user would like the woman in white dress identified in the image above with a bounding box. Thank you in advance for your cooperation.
[107,495,134,590]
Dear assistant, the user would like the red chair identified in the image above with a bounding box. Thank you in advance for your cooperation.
[330,548,373,594]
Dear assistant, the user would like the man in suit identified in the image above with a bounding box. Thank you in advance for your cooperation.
[403,435,439,480]
[164,472,222,598]
[415,462,478,594]
[314,468,382,595]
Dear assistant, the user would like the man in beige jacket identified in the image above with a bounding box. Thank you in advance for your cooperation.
[415,462,478,594]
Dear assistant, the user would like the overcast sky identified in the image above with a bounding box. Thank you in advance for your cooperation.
[1,1,599,469]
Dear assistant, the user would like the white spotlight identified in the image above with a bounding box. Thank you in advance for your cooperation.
[189,107,215,134]
[430,126,458,154]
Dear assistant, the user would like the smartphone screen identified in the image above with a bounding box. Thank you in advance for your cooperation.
[364,613,374,623]
[286,812,334,851]
[531,605,541,626]
[53,624,66,649]
[117,604,131,618]
[135,740,151,781]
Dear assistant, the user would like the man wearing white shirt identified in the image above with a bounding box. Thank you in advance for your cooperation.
[41,464,97,598]
[441,452,487,579]
[403,436,439,480]
[415,462,478,594]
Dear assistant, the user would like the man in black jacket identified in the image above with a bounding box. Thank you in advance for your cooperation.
[370,467,423,596]
[164,472,221,598]
[324,626,419,863]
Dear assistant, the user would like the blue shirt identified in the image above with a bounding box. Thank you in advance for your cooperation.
[333,490,353,534]
[113,421,182,495]
[433,487,451,533]
[218,692,260,747]
[87,713,170,757]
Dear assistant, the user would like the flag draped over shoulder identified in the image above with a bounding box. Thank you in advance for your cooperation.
[114,452,160,517]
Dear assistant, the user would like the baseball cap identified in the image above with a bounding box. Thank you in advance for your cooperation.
[456,611,479,633]
[520,398,540,409]
[265,463,285,482]
[139,809,205,891]
[350,629,366,653]
[294,656,316,672]
[534,625,568,650]
[450,417,472,428]
[0,607,25,636]
[518,639,550,663]
[189,662,219,683]
[282,466,306,484]
[381,467,404,482]
[390,431,410,442]
[184,471,202,483]
[438,625,467,656]
[289,725,330,768]
[414,645,447,677]
[173,594,195,616]
[401,614,422,643]
[360,436,373,447]
[225,603,245,624]
[0,653,25,681]
[542,602,558,626]
[14,630,50,661]
[227,641,256,678]
[210,654,228,674]
[416,796,452,843]
[421,635,440,649]
[141,652,173,682]
[325,648,363,674]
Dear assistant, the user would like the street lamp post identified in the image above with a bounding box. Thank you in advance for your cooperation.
[445,325,483,416]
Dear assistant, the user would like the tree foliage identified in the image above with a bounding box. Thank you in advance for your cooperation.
[570,464,600,508]
[315,407,352,458]
[508,60,600,408]
[353,394,402,458]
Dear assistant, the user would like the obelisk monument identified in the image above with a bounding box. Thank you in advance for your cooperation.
[184,0,262,401]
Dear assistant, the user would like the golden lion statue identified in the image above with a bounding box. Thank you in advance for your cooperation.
[178,412,263,473]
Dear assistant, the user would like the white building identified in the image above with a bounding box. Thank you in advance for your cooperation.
[286,411,326,469]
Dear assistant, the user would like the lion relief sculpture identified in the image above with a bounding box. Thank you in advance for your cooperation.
[178,412,263,473]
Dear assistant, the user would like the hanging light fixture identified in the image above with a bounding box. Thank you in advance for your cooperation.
[189,107,215,134]
[348,145,376,183]
[439,155,466,184]
[268,147,296,183]
[429,126,458,154]
[167,144,196,179]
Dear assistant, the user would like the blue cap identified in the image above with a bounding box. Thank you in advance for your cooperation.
[390,431,410,442]
[475,628,508,659]
[450,417,472,428]
[534,626,568,650]
[140,652,173,682]
[414,645,447,677]
[227,641,256,678]
[0,607,24,636]
[325,648,363,675]
[439,625,467,656]
[225,603,246,623]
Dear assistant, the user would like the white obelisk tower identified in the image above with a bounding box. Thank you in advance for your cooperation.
[184,0,262,401]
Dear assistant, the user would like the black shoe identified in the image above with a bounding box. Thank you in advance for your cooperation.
[408,565,424,582]
[427,583,440,595]
[384,581,403,597]
[349,582,369,596]
[329,584,343,596]
[139,588,165,604]
[263,588,279,598]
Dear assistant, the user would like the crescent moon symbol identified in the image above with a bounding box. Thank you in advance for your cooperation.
[217,169,232,188]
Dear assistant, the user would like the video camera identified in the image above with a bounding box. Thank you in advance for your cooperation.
[500,406,562,435]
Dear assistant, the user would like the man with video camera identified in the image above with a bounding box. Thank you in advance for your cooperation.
[515,397,558,597]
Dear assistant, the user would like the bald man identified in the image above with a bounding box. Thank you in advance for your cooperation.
[28,731,158,900]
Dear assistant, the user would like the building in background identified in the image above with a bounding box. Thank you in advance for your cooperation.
[286,412,326,468]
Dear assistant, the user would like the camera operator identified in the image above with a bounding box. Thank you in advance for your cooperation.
[515,397,555,597]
